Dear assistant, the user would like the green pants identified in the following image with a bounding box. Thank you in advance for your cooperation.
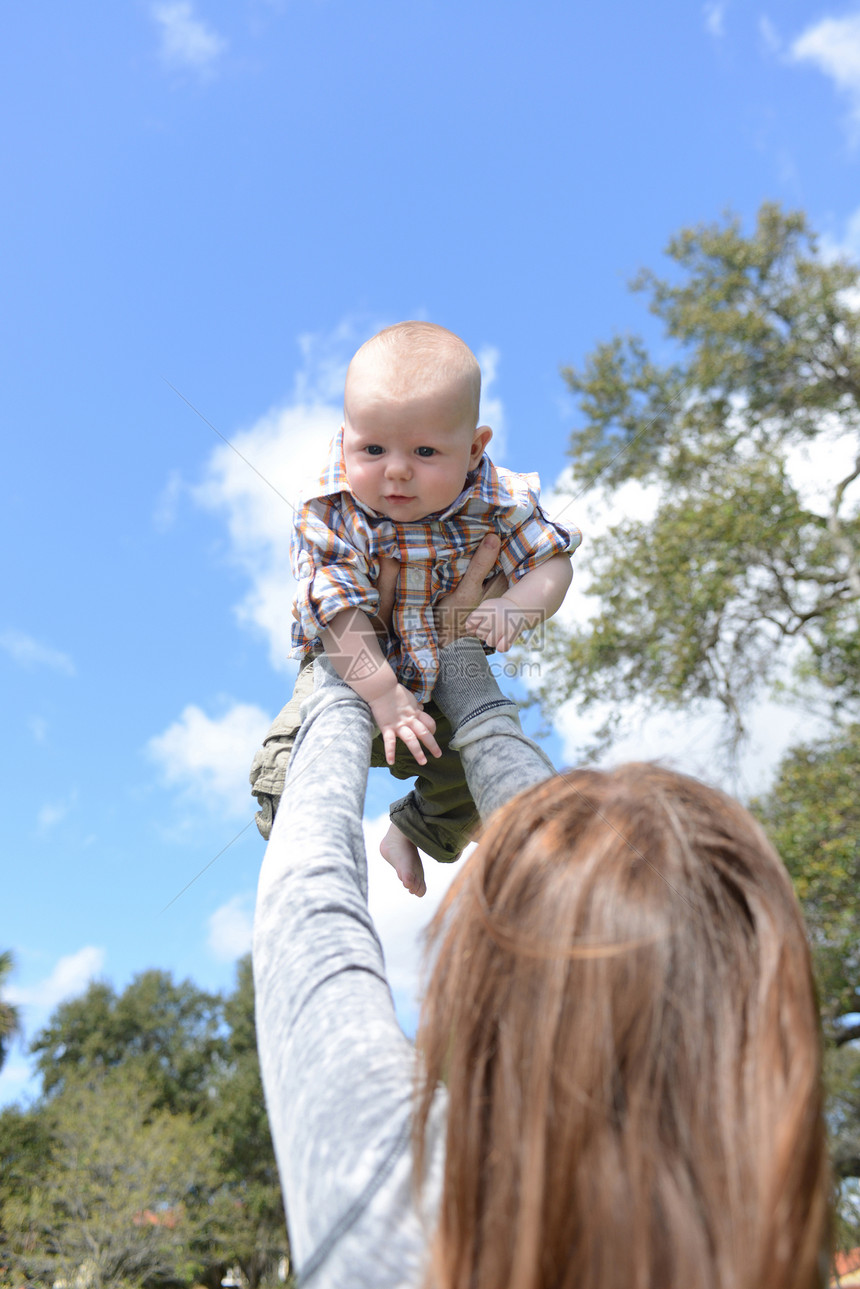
[249,658,480,862]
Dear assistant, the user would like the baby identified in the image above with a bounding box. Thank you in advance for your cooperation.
[250,321,580,895]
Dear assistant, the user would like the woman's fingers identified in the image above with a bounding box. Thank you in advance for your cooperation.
[449,533,501,605]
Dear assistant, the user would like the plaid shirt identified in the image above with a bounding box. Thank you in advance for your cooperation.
[291,427,581,700]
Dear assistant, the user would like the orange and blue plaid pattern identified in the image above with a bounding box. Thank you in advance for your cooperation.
[291,428,581,700]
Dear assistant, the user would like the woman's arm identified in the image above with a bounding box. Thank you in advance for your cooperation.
[252,550,556,1286]
[253,666,442,1287]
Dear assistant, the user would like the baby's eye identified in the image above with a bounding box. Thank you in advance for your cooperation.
[364,445,385,456]
[415,446,436,458]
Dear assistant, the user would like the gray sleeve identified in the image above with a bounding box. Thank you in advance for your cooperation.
[253,658,444,1289]
[432,637,556,818]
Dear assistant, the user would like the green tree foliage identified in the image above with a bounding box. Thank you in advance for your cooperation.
[205,958,288,1289]
[0,952,21,1072]
[0,1102,54,1225]
[31,970,226,1115]
[753,723,860,1216]
[754,724,860,1044]
[1,961,291,1289]
[550,203,860,746]
[2,1068,215,1289]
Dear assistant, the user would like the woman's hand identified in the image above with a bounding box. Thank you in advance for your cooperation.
[434,534,507,648]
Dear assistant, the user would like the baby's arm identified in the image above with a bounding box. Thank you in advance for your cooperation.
[320,608,441,766]
[464,553,572,652]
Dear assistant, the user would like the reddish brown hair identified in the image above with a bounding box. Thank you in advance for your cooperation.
[414,764,829,1289]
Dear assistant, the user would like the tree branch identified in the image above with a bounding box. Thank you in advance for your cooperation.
[828,447,860,601]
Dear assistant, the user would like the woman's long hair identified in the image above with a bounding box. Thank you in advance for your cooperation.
[414,764,829,1289]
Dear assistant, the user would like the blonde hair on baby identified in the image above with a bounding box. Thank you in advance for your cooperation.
[346,322,482,427]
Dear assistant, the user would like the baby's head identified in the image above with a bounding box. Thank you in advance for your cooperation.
[342,322,492,522]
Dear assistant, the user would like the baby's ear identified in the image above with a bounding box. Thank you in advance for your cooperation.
[471,426,493,464]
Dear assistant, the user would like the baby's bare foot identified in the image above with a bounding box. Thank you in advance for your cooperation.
[380,823,426,898]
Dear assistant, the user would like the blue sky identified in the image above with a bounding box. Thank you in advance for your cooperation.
[3,0,860,1105]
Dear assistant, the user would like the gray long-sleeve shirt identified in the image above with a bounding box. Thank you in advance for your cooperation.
[253,640,556,1288]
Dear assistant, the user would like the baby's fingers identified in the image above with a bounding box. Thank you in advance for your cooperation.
[395,712,442,764]
[415,707,436,737]
[382,728,398,766]
[397,725,429,765]
[414,720,442,760]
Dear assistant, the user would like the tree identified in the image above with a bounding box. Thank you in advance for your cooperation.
[0,1101,54,1265]
[5,964,291,1289]
[1,1067,216,1289]
[31,969,226,1116]
[753,724,860,1044]
[204,957,290,1289]
[0,951,21,1072]
[752,723,860,1248]
[548,203,860,749]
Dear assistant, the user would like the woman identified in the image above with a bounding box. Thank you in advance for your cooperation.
[253,632,828,1289]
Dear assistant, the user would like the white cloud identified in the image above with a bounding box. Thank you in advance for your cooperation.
[152,2,226,73]
[0,630,75,675]
[553,686,829,802]
[190,324,367,669]
[785,420,860,516]
[193,402,340,669]
[792,13,860,131]
[542,468,660,633]
[148,701,270,817]
[704,2,726,38]
[8,947,105,1010]
[208,894,253,961]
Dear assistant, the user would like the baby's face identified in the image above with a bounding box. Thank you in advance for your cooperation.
[343,380,490,522]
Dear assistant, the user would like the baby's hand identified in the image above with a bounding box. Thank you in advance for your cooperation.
[369,683,442,766]
[464,596,535,653]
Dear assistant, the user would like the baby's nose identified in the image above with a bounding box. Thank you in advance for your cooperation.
[385,455,412,479]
